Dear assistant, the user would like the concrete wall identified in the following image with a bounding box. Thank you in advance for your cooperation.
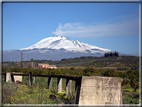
[13,72,22,82]
[6,72,22,83]
[76,76,122,105]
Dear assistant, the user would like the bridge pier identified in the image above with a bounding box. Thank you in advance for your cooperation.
[57,77,62,93]
[66,79,72,97]
[75,76,122,104]
[5,72,20,83]
[29,72,32,86]
[6,72,12,82]
[47,77,52,89]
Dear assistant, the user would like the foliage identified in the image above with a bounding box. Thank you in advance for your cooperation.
[122,84,139,104]
[2,56,139,68]
[9,67,22,73]
[117,72,127,79]
[2,81,18,104]
[127,70,139,81]
[70,67,75,70]
[2,68,140,104]
[103,69,117,77]
[129,79,139,92]
[2,81,75,104]
[2,67,7,73]
[126,70,139,92]
[104,51,119,57]
[122,79,130,86]
[123,95,139,104]
[83,67,94,76]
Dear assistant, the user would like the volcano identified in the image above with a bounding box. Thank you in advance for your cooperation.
[3,35,112,61]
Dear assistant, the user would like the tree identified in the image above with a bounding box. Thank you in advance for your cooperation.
[104,51,119,57]
[83,67,94,76]
[126,70,139,92]
[130,79,139,92]
[114,51,119,57]
[70,67,75,70]
[104,69,117,77]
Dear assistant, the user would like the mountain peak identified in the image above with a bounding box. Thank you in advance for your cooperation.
[5,35,114,61]
[53,35,63,37]
[20,35,111,54]
[52,35,69,40]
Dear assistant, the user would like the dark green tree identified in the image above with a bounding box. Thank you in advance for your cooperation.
[126,70,139,92]
[83,67,94,76]
[104,69,117,77]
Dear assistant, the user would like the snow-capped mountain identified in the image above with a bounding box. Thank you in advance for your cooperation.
[3,35,112,61]
[20,35,111,53]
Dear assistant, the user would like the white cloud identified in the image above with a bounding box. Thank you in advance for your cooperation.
[52,18,139,37]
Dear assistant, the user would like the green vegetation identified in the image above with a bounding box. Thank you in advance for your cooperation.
[2,67,140,104]
[2,55,140,104]
[2,77,76,104]
[122,85,139,104]
[2,56,139,68]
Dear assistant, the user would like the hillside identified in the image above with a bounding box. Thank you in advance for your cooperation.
[2,56,139,69]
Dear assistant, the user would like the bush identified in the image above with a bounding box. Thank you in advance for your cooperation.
[83,67,94,76]
[103,69,117,77]
[126,70,139,92]
[9,67,22,73]
[2,67,7,73]
[70,67,75,70]
[2,82,75,104]
[117,72,127,79]
[123,95,139,104]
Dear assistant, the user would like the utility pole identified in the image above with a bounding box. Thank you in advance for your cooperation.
[31,58,34,68]
[21,52,23,68]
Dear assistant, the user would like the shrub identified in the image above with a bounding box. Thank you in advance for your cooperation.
[123,95,139,104]
[83,67,94,76]
[2,67,7,73]
[70,67,75,70]
[117,72,127,79]
[9,67,22,73]
[104,69,117,77]
[126,70,139,92]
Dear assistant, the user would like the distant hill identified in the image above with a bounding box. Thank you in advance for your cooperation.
[2,56,139,69]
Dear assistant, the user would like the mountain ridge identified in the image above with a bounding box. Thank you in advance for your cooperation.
[19,35,111,54]
[3,35,113,61]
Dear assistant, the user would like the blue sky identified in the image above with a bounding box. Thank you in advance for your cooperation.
[3,3,139,56]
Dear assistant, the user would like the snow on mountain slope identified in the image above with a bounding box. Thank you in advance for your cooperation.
[3,35,115,61]
[20,35,111,54]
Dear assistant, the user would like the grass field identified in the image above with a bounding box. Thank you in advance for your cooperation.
[22,76,76,92]
[2,73,140,104]
[2,76,76,104]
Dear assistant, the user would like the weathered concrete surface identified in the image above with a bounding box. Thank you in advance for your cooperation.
[66,79,72,97]
[76,76,122,105]
[29,72,32,86]
[6,73,12,82]
[48,77,52,89]
[13,72,23,83]
[57,77,62,93]
[6,72,23,83]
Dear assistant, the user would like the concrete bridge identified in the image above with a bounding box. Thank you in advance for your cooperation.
[2,72,123,105]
